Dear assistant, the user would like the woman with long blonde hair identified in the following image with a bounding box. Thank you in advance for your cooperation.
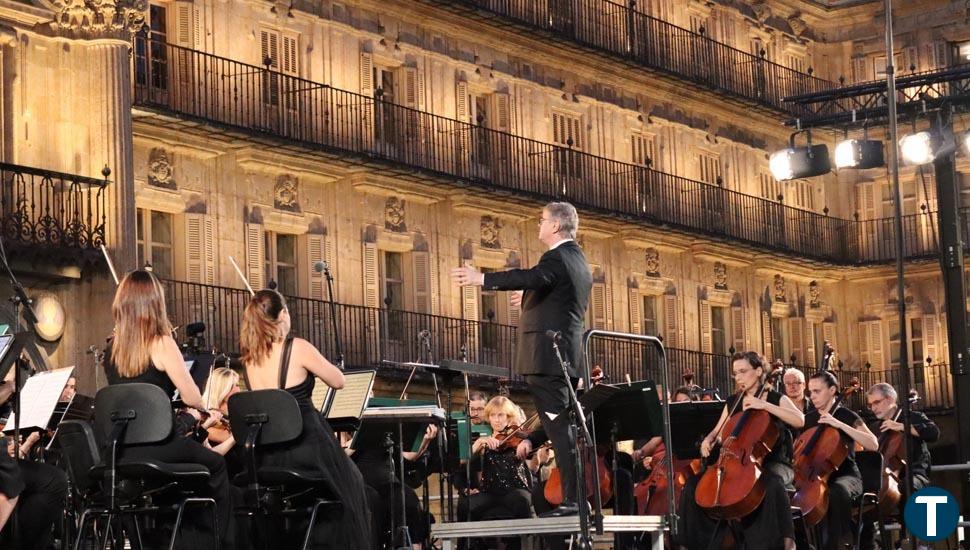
[200,367,240,457]
[239,289,371,549]
[103,270,236,546]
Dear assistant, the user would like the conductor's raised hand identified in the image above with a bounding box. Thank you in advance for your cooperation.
[450,266,484,287]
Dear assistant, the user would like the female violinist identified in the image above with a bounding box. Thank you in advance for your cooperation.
[677,351,804,550]
[800,371,877,550]
[459,396,535,523]
[199,367,240,467]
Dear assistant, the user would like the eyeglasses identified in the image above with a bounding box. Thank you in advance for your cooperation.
[537,217,553,227]
[784,381,805,386]
[867,397,886,409]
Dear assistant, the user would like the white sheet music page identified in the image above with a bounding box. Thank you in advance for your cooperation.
[326,371,376,419]
[5,366,75,431]
[311,383,332,411]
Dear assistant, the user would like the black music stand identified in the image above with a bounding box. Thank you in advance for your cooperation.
[354,413,440,550]
[667,401,724,460]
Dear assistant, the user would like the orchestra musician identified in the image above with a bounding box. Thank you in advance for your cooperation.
[801,371,878,550]
[452,201,592,517]
[677,351,805,550]
[239,289,372,549]
[199,367,241,475]
[0,366,68,550]
[860,383,939,549]
[102,270,237,547]
[459,395,534,525]
[783,368,810,415]
[468,391,487,425]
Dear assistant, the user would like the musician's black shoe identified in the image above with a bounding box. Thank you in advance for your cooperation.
[539,501,580,517]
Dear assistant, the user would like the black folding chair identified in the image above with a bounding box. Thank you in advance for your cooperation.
[76,383,218,550]
[228,389,342,550]
[854,450,884,550]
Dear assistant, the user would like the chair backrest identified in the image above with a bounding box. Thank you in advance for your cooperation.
[856,450,884,495]
[228,389,302,447]
[54,420,101,496]
[94,383,174,447]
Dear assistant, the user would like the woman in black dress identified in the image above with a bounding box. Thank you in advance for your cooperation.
[676,351,804,550]
[239,289,372,549]
[802,371,878,550]
[103,270,236,547]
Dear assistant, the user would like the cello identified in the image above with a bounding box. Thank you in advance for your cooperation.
[791,377,861,526]
[877,390,919,515]
[694,359,783,520]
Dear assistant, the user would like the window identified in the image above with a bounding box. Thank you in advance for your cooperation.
[642,295,659,336]
[760,171,781,201]
[381,251,405,341]
[260,28,299,107]
[135,5,169,90]
[375,68,396,143]
[136,208,173,278]
[264,232,297,296]
[889,318,926,381]
[473,94,490,165]
[789,180,816,211]
[480,268,500,350]
[698,152,720,185]
[552,112,584,178]
[711,306,728,355]
[770,316,786,360]
[632,133,656,168]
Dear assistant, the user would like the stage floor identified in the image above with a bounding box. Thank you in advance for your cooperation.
[432,514,667,549]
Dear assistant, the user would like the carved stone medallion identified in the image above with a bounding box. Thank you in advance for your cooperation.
[773,274,787,303]
[147,148,175,189]
[274,175,300,212]
[809,280,821,308]
[714,262,728,290]
[480,216,501,249]
[644,248,660,277]
[385,196,407,232]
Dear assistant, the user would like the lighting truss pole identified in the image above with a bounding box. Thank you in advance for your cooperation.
[883,1,917,535]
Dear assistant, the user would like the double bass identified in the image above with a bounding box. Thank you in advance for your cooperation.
[694,362,784,519]
[791,378,861,526]
[877,390,919,515]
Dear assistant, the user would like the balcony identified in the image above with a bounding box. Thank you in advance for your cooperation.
[132,37,965,266]
[0,162,108,267]
[164,280,955,413]
[418,0,832,115]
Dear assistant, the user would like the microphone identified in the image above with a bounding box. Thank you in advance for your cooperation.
[545,330,562,343]
[313,261,329,274]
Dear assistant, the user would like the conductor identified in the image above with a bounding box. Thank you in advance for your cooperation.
[451,201,592,516]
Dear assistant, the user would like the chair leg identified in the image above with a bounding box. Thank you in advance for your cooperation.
[73,508,97,550]
[169,501,188,550]
[301,500,323,550]
[100,513,114,550]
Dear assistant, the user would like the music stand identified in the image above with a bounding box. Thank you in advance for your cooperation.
[667,401,725,460]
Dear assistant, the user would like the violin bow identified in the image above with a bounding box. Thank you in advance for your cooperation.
[100,244,120,285]
[228,256,256,296]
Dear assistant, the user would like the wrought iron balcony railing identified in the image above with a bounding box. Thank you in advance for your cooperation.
[164,279,955,412]
[0,162,108,259]
[423,0,832,115]
[132,37,968,265]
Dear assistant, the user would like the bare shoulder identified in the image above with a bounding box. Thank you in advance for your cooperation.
[149,334,179,369]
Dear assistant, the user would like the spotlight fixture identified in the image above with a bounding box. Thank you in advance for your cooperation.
[769,131,831,181]
[899,131,935,165]
[962,130,970,155]
[834,139,885,169]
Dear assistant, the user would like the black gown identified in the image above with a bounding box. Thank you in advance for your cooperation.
[675,390,796,550]
[244,337,372,549]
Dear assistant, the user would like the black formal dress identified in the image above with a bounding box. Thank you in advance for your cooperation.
[103,346,237,548]
[801,406,865,550]
[243,337,372,549]
[675,390,796,550]
[482,239,592,504]
[457,446,533,521]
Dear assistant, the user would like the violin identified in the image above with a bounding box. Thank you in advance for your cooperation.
[694,361,784,520]
[877,390,919,515]
[791,377,862,526]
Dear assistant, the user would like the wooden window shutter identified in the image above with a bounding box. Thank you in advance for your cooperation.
[852,57,868,83]
[244,223,265,290]
[591,282,607,330]
[260,29,279,69]
[456,81,470,122]
[281,34,299,76]
[203,216,215,283]
[429,254,439,315]
[175,3,194,46]
[184,213,205,283]
[491,92,512,133]
[731,306,744,352]
[869,320,885,370]
[762,311,773,360]
[628,288,641,335]
[193,5,202,49]
[508,294,521,327]
[461,283,480,361]
[788,318,804,364]
[359,52,374,95]
[663,295,678,348]
[362,242,379,309]
[604,283,614,330]
[822,322,837,352]
[858,321,871,368]
[923,315,938,365]
[401,66,419,108]
[805,322,817,371]
[307,235,327,300]
[940,314,949,365]
[700,300,712,354]
[411,251,431,314]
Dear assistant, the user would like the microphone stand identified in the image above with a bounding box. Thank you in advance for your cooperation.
[548,332,593,550]
[322,264,345,370]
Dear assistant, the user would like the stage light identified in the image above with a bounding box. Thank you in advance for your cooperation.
[962,130,970,155]
[769,142,831,181]
[34,293,65,342]
[834,139,885,169]
[899,131,935,165]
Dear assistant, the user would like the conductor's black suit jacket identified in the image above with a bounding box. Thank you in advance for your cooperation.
[482,240,592,378]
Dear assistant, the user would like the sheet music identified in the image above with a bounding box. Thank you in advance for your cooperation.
[311,383,332,411]
[325,371,376,419]
[5,366,75,431]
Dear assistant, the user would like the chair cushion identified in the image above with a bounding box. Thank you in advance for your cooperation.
[91,459,211,485]
[234,467,329,487]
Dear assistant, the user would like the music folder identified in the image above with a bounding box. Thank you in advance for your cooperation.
[312,369,376,433]
[4,366,75,432]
